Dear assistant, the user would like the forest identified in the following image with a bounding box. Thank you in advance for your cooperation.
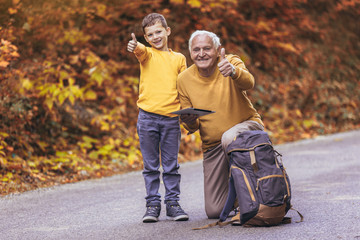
[0,0,359,195]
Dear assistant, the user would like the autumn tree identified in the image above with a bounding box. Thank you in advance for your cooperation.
[0,0,359,195]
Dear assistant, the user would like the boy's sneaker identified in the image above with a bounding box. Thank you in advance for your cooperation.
[166,201,189,221]
[142,204,161,223]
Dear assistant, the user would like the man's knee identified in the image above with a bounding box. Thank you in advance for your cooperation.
[205,205,223,219]
[221,120,264,151]
[221,131,235,151]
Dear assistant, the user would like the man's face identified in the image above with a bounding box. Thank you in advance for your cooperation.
[144,21,170,51]
[190,34,220,75]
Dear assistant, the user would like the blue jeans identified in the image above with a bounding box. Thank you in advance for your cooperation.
[137,109,181,205]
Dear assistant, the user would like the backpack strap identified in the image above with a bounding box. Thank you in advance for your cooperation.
[249,150,259,172]
[291,207,304,223]
[192,219,238,230]
[280,207,304,225]
[192,221,221,230]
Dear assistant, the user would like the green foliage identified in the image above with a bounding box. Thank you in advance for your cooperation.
[0,0,359,195]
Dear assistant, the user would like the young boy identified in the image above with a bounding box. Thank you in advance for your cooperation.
[127,13,188,223]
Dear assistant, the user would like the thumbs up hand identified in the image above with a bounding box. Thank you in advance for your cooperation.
[217,48,236,77]
[220,47,226,61]
[127,33,138,52]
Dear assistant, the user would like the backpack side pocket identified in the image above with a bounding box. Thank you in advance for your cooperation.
[256,174,288,206]
[231,166,259,224]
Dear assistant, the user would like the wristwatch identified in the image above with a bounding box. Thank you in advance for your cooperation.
[230,65,236,77]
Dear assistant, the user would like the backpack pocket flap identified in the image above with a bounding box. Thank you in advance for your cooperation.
[256,174,289,206]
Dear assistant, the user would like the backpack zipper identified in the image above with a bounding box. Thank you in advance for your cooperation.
[282,169,291,197]
[256,173,291,197]
[256,175,284,191]
[227,143,272,154]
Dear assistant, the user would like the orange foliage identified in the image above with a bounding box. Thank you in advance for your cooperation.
[0,0,359,195]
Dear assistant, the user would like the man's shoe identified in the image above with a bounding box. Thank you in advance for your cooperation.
[231,212,241,226]
[166,201,189,221]
[142,204,161,223]
[228,206,239,217]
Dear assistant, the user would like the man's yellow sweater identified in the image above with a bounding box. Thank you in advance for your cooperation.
[134,43,187,117]
[177,54,263,151]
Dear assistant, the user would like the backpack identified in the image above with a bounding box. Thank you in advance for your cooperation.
[193,130,303,230]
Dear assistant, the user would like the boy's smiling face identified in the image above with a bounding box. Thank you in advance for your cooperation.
[144,21,171,51]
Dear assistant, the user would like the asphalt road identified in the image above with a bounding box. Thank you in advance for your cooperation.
[1,130,360,240]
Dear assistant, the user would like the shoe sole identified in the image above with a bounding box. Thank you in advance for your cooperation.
[142,216,159,223]
[166,215,189,221]
[231,221,241,226]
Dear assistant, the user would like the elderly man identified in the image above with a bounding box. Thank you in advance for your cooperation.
[177,30,264,219]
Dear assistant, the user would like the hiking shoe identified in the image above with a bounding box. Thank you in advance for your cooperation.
[228,206,239,217]
[166,201,189,221]
[142,204,161,223]
[231,212,241,226]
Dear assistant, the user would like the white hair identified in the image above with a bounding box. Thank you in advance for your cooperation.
[188,30,221,52]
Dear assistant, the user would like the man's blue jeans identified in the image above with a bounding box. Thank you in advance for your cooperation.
[137,109,181,205]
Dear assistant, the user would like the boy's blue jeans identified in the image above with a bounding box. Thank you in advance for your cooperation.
[137,109,181,205]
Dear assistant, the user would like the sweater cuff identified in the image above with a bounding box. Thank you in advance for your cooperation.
[231,67,239,79]
[133,42,146,57]
[183,120,199,134]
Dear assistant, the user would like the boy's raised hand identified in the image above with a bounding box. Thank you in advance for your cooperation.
[217,48,235,77]
[127,33,138,52]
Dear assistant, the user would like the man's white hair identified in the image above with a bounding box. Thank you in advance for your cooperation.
[188,30,221,52]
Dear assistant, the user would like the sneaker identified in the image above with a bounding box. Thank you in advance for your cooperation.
[142,204,161,223]
[166,201,189,221]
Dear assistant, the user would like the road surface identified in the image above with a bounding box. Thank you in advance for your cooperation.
[1,130,360,240]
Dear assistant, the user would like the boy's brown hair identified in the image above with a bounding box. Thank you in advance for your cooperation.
[142,13,168,33]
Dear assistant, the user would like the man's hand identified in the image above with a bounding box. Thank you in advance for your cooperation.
[217,48,236,77]
[180,114,198,125]
[127,33,138,52]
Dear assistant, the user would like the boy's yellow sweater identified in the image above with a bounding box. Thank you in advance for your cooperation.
[134,43,187,117]
[177,54,263,151]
